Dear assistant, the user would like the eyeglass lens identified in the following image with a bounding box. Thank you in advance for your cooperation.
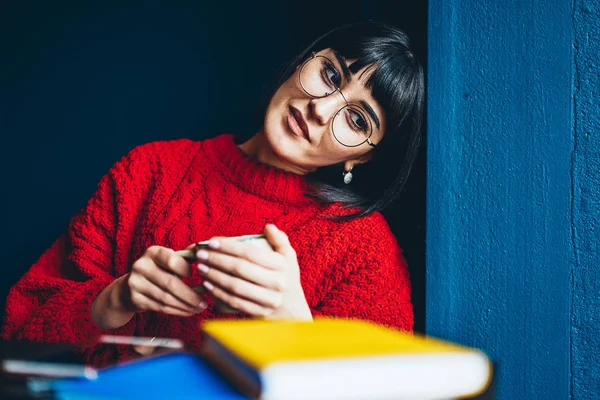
[299,56,373,147]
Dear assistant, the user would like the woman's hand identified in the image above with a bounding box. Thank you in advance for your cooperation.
[91,246,207,329]
[196,224,313,320]
[120,246,208,315]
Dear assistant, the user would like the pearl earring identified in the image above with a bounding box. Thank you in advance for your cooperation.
[343,167,353,184]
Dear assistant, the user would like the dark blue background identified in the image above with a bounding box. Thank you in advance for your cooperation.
[0,0,426,331]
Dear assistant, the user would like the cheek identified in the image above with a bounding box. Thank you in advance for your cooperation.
[263,95,284,136]
[264,87,285,126]
[263,76,302,134]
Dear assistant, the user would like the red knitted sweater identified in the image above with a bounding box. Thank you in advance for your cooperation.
[1,134,413,361]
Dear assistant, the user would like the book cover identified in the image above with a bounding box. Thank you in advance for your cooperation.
[201,318,493,400]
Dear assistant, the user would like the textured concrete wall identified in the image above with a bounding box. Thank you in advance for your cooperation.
[426,0,587,398]
[572,1,600,399]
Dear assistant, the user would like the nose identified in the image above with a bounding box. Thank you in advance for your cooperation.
[308,91,345,126]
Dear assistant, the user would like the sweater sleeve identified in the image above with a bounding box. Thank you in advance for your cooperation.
[313,220,414,332]
[1,146,155,348]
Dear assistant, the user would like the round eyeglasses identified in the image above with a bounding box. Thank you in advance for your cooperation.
[299,52,377,148]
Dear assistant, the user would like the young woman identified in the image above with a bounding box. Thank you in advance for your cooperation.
[2,21,424,363]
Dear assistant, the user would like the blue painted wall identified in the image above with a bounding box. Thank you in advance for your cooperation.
[427,0,599,398]
[572,1,600,398]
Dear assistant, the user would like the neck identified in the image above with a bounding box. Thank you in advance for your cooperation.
[238,131,313,175]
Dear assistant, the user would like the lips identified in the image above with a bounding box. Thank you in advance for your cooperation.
[288,106,310,142]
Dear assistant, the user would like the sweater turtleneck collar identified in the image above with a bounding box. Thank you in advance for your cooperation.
[201,134,312,207]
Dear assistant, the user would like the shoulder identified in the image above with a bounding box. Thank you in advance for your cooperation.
[96,139,204,199]
[107,138,210,184]
[117,134,236,173]
[121,139,202,170]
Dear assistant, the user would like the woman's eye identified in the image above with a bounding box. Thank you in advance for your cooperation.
[348,110,368,133]
[322,62,341,87]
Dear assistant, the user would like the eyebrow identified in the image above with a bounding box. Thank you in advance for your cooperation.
[333,50,352,82]
[332,50,381,130]
[359,101,381,130]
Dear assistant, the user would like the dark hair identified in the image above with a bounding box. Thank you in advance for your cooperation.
[262,21,425,220]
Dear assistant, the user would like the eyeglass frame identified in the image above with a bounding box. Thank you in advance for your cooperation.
[298,52,378,148]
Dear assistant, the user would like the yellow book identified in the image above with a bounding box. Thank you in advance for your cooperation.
[201,318,492,400]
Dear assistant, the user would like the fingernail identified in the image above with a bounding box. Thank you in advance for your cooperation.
[203,280,214,291]
[196,250,209,260]
[197,263,209,274]
[198,300,207,309]
[207,239,220,249]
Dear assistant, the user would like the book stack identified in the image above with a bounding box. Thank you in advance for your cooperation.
[200,318,493,400]
[42,318,492,399]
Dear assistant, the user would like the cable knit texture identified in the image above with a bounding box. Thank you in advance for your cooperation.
[2,134,413,364]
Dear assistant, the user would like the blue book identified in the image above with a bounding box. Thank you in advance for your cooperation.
[51,352,249,400]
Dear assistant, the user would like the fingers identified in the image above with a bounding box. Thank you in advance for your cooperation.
[200,267,283,309]
[174,243,201,261]
[202,235,285,272]
[202,281,273,318]
[129,274,206,314]
[197,250,285,291]
[263,224,296,258]
[143,266,204,309]
[133,247,204,310]
[147,246,193,277]
[129,290,200,317]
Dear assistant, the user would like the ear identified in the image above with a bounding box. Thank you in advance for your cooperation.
[343,152,373,172]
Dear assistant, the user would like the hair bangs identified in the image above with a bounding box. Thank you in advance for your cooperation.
[335,46,423,145]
